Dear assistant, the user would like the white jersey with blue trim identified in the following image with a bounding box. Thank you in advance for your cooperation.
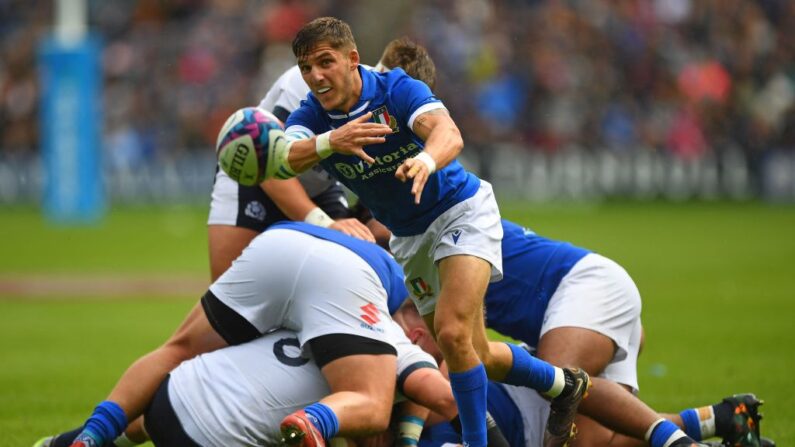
[285,66,481,236]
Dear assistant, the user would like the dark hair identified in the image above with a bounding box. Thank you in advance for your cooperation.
[379,37,437,90]
[292,17,356,61]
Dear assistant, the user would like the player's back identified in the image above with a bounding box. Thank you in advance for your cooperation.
[168,329,330,446]
[483,220,590,346]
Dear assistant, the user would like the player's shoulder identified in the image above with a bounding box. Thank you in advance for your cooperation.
[279,65,309,95]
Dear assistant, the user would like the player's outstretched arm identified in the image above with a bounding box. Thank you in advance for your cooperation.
[396,109,463,204]
[262,178,374,241]
[286,111,391,172]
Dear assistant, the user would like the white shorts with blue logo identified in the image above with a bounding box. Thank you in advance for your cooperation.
[209,229,399,349]
[390,181,504,316]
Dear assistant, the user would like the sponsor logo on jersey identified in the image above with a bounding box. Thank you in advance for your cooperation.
[451,229,462,244]
[244,201,266,221]
[409,277,434,300]
[360,303,380,326]
[333,143,420,180]
[371,105,399,133]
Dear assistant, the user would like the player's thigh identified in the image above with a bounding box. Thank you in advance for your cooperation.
[536,327,616,376]
[319,352,398,420]
[208,224,259,281]
[320,353,397,397]
[571,413,646,447]
[163,301,228,357]
[435,254,492,329]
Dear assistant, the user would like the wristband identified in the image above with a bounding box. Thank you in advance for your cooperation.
[413,151,436,174]
[304,207,334,228]
[315,131,333,159]
[397,415,424,446]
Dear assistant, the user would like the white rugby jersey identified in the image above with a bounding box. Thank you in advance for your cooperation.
[168,324,436,446]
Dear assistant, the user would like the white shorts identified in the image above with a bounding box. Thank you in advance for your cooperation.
[390,181,504,316]
[501,384,550,447]
[209,229,398,349]
[540,253,643,391]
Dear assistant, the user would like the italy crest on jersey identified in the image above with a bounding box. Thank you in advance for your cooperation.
[371,105,399,133]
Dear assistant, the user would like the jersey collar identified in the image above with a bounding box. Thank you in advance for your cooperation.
[326,65,376,120]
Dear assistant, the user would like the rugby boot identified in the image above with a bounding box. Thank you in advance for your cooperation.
[543,367,591,447]
[281,410,326,447]
[721,394,763,447]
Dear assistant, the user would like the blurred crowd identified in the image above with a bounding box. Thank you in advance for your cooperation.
[1,0,794,171]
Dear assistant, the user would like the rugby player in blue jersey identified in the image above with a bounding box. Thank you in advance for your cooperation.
[273,17,588,447]
[390,219,767,447]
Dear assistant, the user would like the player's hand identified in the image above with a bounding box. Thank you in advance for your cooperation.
[330,218,376,243]
[329,112,391,165]
[395,157,430,204]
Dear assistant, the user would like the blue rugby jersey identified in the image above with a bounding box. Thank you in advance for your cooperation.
[285,66,480,236]
[418,382,525,447]
[483,220,590,347]
[269,221,408,305]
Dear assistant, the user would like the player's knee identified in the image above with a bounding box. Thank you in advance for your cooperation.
[435,322,471,357]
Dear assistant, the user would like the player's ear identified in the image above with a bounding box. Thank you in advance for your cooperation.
[408,327,423,345]
[348,48,360,70]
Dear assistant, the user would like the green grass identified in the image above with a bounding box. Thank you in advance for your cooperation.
[1,202,794,445]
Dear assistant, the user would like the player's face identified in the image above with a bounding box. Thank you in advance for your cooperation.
[298,42,360,112]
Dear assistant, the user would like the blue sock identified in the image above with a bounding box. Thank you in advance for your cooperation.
[449,364,488,447]
[75,401,127,446]
[679,408,702,441]
[304,402,339,441]
[649,420,685,447]
[502,343,556,392]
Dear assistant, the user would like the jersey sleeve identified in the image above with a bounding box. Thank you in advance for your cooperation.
[285,102,319,141]
[388,70,446,131]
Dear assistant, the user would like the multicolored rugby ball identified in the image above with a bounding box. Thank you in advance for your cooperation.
[216,107,285,186]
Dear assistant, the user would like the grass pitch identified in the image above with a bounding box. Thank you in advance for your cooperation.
[0,201,793,445]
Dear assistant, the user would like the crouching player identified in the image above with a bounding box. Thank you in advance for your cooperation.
[61,222,407,447]
[37,319,511,447]
[391,219,767,447]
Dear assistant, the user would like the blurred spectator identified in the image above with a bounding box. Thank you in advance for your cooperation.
[1,0,794,170]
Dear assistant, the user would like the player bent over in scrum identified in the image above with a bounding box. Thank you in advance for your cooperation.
[38,321,506,447]
[38,326,416,446]
[64,222,404,447]
[390,219,767,447]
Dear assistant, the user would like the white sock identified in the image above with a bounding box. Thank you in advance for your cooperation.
[697,406,716,439]
[544,367,567,398]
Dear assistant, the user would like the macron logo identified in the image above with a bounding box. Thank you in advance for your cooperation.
[451,230,462,244]
[360,303,380,326]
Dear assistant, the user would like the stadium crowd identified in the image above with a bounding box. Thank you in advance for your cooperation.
[2,0,795,171]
